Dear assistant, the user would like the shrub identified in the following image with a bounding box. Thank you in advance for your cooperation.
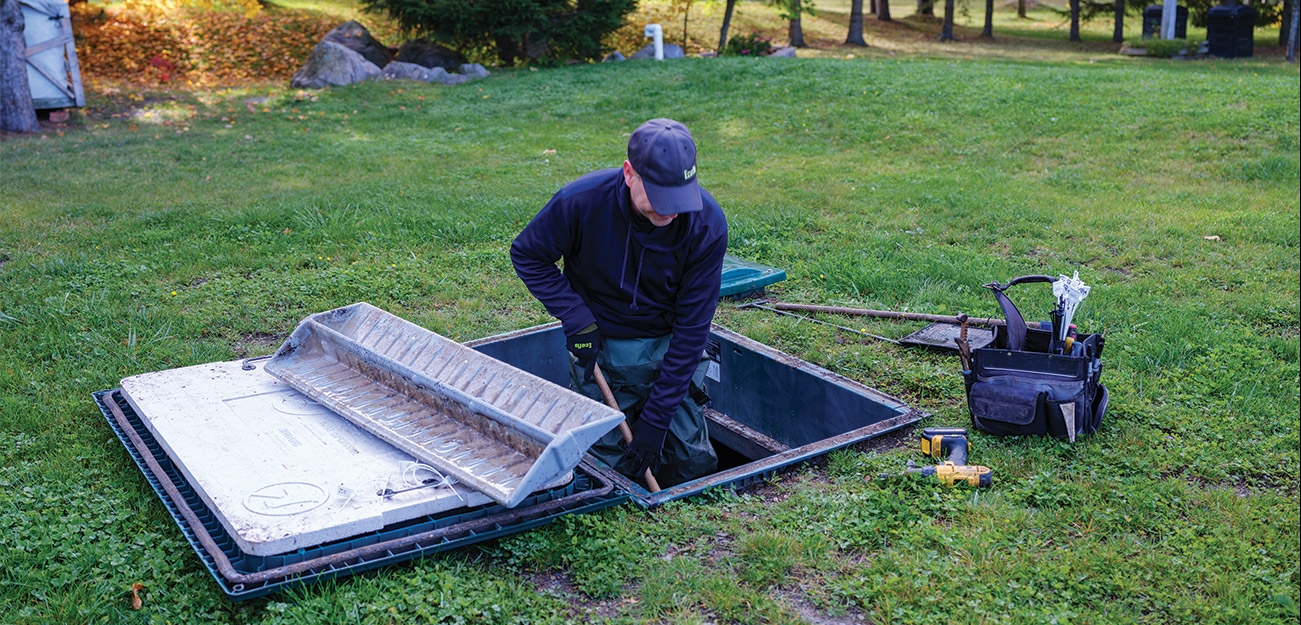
[720,31,773,56]
[1124,37,1204,58]
[360,0,637,66]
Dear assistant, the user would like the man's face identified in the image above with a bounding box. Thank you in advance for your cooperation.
[623,160,677,227]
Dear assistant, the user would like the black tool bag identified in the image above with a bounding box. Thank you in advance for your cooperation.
[962,275,1109,441]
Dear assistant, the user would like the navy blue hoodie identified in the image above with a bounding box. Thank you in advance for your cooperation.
[510,168,728,430]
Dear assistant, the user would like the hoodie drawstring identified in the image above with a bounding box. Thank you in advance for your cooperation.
[619,223,646,311]
[630,248,645,311]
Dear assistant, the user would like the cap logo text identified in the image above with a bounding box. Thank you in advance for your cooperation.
[683,165,697,180]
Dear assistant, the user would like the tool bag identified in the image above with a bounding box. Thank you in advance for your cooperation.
[962,275,1109,441]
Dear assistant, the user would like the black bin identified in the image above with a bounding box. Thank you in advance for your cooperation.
[1142,5,1188,39]
[1206,4,1256,58]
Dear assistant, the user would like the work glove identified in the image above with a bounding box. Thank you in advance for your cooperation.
[621,420,667,477]
[566,327,601,383]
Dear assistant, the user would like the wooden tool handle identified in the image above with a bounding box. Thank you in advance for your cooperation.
[592,363,661,493]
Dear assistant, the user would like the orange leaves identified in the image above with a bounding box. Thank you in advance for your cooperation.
[73,4,339,88]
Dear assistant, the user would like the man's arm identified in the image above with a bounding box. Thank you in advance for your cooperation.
[510,194,597,336]
[637,226,728,430]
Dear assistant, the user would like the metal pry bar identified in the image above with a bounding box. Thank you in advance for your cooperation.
[735,300,900,345]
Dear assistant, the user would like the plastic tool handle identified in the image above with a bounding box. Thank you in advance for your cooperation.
[593,363,662,493]
[1007,274,1055,286]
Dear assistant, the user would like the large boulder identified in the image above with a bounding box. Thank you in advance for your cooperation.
[381,61,438,82]
[602,51,625,62]
[291,40,382,89]
[459,63,490,79]
[768,46,797,58]
[629,43,685,60]
[428,68,470,85]
[323,21,394,69]
[396,39,465,72]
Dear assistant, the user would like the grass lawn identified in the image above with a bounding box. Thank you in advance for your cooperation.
[2,33,1299,625]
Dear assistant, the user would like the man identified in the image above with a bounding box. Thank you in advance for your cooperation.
[510,118,728,487]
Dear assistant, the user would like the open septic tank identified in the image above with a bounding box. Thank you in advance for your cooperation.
[95,314,924,600]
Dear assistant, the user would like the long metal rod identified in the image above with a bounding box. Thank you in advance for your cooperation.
[736,301,901,345]
[104,390,612,588]
[593,364,662,492]
[770,303,1004,327]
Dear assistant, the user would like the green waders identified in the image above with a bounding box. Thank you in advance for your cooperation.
[574,335,718,488]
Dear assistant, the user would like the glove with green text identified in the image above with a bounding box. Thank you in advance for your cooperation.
[567,327,601,383]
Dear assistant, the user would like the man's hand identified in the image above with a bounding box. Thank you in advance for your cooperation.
[621,420,667,477]
[567,326,601,382]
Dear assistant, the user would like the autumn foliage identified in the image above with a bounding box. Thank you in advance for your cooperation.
[73,3,345,87]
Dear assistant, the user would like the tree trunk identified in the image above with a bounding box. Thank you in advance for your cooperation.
[847,0,867,45]
[494,35,520,66]
[789,0,806,47]
[982,0,994,37]
[918,0,934,15]
[1018,0,1026,18]
[1113,0,1124,43]
[1288,0,1299,62]
[718,0,737,52]
[878,0,892,22]
[682,4,690,46]
[870,0,876,15]
[1282,0,1294,47]
[941,0,955,40]
[1,0,38,133]
[1070,0,1081,41]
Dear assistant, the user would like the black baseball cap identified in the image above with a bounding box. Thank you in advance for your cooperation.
[627,119,703,215]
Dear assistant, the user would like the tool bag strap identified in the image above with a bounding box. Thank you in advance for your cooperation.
[983,275,1053,352]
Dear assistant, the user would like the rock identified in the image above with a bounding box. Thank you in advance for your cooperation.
[459,63,490,79]
[291,40,382,89]
[396,39,465,72]
[698,51,717,58]
[602,51,625,62]
[382,61,438,81]
[768,46,796,58]
[323,21,393,69]
[629,43,685,60]
[430,70,471,85]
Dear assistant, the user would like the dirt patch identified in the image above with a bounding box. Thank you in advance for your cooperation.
[775,587,870,625]
[519,569,626,621]
[233,332,282,358]
[853,424,917,456]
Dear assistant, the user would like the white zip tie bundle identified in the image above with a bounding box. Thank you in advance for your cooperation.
[1052,271,1091,341]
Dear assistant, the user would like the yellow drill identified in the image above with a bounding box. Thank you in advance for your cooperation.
[890,427,992,487]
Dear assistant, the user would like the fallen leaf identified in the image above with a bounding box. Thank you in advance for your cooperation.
[543,149,557,155]
[130,582,144,610]
[1204,235,1221,241]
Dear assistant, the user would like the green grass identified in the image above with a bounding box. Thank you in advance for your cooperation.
[2,54,1298,624]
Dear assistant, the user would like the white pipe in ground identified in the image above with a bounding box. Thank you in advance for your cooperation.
[644,24,664,60]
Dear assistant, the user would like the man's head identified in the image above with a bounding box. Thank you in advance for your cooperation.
[624,119,702,225]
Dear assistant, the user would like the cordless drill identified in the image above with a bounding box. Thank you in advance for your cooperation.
[888,427,992,488]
